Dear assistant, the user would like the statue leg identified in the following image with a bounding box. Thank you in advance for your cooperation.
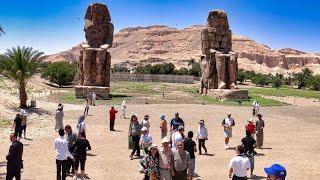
[78,50,84,85]
[215,53,227,89]
[228,52,238,89]
[83,49,96,86]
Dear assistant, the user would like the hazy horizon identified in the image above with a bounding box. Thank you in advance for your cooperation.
[0,0,319,55]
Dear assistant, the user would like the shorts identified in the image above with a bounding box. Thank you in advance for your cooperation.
[21,125,27,132]
[74,158,86,171]
[247,154,254,169]
[224,129,232,137]
[15,128,22,137]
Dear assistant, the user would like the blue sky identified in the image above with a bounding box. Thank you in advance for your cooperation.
[0,0,319,54]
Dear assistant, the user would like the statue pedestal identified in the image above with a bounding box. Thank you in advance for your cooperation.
[207,89,248,101]
[75,85,110,99]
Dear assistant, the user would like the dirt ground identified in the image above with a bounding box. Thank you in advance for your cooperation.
[1,102,320,180]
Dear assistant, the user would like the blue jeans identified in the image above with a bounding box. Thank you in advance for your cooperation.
[190,158,195,176]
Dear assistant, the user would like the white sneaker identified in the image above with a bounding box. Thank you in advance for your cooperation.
[225,145,229,150]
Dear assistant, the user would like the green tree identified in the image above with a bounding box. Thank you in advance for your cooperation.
[307,75,320,91]
[294,68,313,89]
[271,76,283,89]
[237,70,247,84]
[251,74,269,87]
[41,61,77,87]
[0,46,43,107]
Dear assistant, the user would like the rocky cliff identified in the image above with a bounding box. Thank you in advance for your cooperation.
[43,25,320,75]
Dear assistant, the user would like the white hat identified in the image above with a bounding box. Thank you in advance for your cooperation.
[161,137,170,143]
[148,144,158,151]
[247,118,254,123]
[227,112,231,115]
[141,127,148,132]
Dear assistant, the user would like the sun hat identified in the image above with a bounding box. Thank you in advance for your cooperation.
[247,119,254,123]
[199,120,205,124]
[144,114,150,119]
[258,114,263,117]
[227,112,231,115]
[264,164,286,178]
[141,127,148,132]
[148,144,158,151]
[161,137,170,144]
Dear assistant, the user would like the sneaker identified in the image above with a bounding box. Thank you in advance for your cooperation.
[225,145,228,150]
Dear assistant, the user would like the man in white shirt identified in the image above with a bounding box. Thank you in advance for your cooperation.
[229,145,251,179]
[54,129,74,180]
[171,126,184,151]
[222,112,235,150]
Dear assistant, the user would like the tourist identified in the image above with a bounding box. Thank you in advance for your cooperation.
[109,106,118,131]
[76,116,86,134]
[20,108,27,139]
[256,114,265,148]
[241,130,257,178]
[120,100,126,118]
[65,125,78,175]
[245,119,255,137]
[129,114,142,160]
[264,164,286,180]
[54,129,74,180]
[171,126,185,151]
[252,100,260,116]
[92,92,96,106]
[172,141,191,180]
[140,144,160,180]
[159,137,174,180]
[83,99,89,116]
[222,112,235,150]
[228,145,251,180]
[140,126,153,156]
[159,114,168,139]
[11,114,22,141]
[184,131,197,177]
[6,133,23,180]
[196,120,208,154]
[88,92,92,105]
[72,131,91,180]
[170,112,184,132]
[142,114,151,131]
[55,104,64,132]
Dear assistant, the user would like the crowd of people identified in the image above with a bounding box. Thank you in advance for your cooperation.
[4,94,287,180]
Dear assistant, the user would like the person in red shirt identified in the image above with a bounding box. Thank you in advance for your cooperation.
[245,119,256,136]
[109,106,118,131]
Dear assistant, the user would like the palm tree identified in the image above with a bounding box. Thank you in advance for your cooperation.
[0,46,43,107]
[0,25,5,36]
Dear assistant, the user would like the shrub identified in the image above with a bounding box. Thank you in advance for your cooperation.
[271,76,283,89]
[293,68,313,89]
[41,61,77,87]
[251,74,269,87]
[307,75,320,91]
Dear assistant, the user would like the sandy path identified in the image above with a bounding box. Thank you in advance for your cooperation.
[1,104,320,180]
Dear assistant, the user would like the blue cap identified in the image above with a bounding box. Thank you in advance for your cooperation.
[264,164,286,178]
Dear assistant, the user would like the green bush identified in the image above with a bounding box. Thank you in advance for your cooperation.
[111,64,129,73]
[237,70,247,84]
[293,68,313,89]
[41,61,77,87]
[271,76,283,89]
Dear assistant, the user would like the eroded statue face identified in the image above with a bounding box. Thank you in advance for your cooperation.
[207,10,229,28]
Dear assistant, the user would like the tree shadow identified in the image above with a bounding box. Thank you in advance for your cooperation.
[200,153,214,156]
[8,106,52,116]
[0,161,6,167]
[109,94,131,98]
[255,153,265,156]
[227,147,236,150]
[250,175,266,179]
[87,153,97,157]
[260,147,272,150]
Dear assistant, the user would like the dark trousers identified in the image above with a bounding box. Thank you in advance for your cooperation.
[232,175,247,180]
[198,139,207,154]
[110,119,115,131]
[83,107,89,116]
[131,135,140,156]
[6,167,21,180]
[56,159,67,180]
[172,169,187,180]
[65,157,74,174]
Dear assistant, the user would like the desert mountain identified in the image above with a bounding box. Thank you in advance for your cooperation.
[43,25,320,75]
